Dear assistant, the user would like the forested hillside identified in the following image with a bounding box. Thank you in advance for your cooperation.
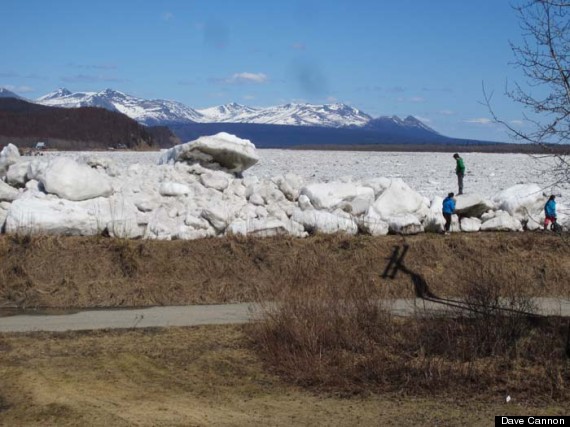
[0,98,178,150]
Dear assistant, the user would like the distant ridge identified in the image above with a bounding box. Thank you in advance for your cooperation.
[33,87,439,134]
[0,86,511,149]
[0,97,179,150]
[35,88,203,126]
[0,88,23,100]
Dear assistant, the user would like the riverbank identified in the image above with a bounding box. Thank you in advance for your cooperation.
[1,233,568,310]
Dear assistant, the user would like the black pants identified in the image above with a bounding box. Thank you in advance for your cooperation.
[443,213,452,232]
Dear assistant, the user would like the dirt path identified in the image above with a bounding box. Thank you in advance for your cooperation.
[2,298,569,333]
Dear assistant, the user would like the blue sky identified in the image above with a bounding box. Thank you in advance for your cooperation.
[1,0,535,141]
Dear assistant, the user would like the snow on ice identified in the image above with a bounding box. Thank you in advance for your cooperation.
[0,134,568,239]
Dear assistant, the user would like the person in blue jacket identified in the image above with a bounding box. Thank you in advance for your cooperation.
[442,192,456,234]
[544,195,557,231]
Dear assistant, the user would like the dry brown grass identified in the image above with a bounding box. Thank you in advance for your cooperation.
[1,233,568,425]
[0,232,568,310]
[248,264,570,401]
[0,326,568,426]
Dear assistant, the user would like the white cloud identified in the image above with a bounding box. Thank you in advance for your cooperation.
[510,119,524,125]
[326,96,337,103]
[3,85,35,93]
[162,12,174,21]
[410,96,425,103]
[243,94,256,100]
[464,118,493,125]
[225,72,268,84]
[291,42,306,50]
[439,109,455,116]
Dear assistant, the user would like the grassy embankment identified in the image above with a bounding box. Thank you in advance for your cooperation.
[0,232,568,309]
[0,232,568,425]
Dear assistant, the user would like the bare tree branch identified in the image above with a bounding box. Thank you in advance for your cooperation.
[486,0,569,185]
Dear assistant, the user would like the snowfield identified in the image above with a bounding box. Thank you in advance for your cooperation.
[0,134,568,240]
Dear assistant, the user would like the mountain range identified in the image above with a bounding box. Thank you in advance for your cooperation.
[33,88,437,136]
[1,87,508,149]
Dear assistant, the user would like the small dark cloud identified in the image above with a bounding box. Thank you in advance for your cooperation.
[291,42,306,50]
[0,71,18,78]
[60,74,127,83]
[291,59,328,97]
[203,20,229,49]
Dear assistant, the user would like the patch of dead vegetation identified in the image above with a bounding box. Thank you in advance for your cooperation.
[0,233,568,310]
[0,326,568,426]
[249,264,570,402]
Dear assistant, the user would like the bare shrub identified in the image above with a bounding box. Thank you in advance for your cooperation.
[112,239,140,278]
[415,265,538,361]
[249,262,570,400]
[251,273,395,392]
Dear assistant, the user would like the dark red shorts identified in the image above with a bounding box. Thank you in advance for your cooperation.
[544,216,556,226]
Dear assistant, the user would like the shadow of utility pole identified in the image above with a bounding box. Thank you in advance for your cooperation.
[381,243,542,318]
[382,243,570,358]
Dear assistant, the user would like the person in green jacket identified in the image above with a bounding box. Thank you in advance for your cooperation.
[453,153,465,195]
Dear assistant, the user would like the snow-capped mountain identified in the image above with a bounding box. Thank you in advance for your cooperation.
[36,88,72,102]
[197,102,372,127]
[37,88,203,126]
[36,88,374,128]
[401,115,436,133]
[32,88,436,133]
[366,115,439,135]
[197,102,261,123]
[0,88,23,99]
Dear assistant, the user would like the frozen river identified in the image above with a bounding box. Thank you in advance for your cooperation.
[40,149,569,201]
